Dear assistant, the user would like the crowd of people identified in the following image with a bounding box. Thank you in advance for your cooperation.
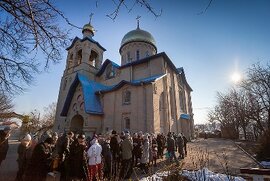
[1,128,188,181]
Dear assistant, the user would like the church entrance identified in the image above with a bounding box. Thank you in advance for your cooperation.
[70,115,84,134]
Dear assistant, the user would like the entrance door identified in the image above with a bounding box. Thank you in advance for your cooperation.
[70,115,84,134]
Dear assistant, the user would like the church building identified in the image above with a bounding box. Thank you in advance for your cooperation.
[54,21,194,139]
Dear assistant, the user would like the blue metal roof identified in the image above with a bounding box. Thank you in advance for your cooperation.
[97,73,166,94]
[61,73,166,116]
[61,74,112,116]
[96,59,120,76]
[180,114,191,120]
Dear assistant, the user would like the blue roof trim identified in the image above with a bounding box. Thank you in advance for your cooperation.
[96,59,120,76]
[61,74,111,116]
[180,114,190,120]
[66,36,106,51]
[97,73,166,94]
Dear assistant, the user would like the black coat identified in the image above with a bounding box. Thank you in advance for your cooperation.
[167,137,175,152]
[110,135,120,159]
[0,130,9,161]
[68,140,89,180]
[24,142,51,181]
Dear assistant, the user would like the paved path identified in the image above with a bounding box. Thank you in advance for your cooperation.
[182,138,259,174]
[0,139,19,181]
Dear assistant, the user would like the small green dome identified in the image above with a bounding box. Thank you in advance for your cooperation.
[82,23,94,34]
[120,27,156,50]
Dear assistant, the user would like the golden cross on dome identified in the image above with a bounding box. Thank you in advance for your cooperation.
[89,13,94,24]
[136,15,141,29]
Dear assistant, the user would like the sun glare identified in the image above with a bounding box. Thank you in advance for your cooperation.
[231,72,242,83]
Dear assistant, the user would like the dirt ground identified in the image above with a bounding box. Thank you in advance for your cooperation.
[182,138,259,175]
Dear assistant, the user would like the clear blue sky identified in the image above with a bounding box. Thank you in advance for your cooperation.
[14,0,270,124]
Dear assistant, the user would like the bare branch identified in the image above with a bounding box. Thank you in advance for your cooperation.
[198,0,213,15]
[107,0,162,21]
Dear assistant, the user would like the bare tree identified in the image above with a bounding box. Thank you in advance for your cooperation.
[229,89,252,139]
[209,62,270,140]
[0,0,74,94]
[41,102,56,128]
[241,63,270,131]
[208,92,240,139]
[0,0,163,94]
[0,92,13,113]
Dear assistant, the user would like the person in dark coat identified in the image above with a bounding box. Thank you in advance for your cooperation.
[132,133,142,167]
[156,134,162,159]
[177,134,184,159]
[182,133,188,156]
[24,137,54,181]
[101,135,112,180]
[167,133,179,166]
[15,134,33,181]
[119,133,133,180]
[0,126,11,166]
[110,130,120,177]
[68,134,89,181]
[151,134,158,167]
[53,131,74,181]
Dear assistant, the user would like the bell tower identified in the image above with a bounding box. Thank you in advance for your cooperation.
[54,22,106,132]
[64,22,106,78]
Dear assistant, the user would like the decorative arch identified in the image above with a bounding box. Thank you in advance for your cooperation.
[106,63,115,79]
[68,53,73,68]
[123,90,131,104]
[89,50,99,67]
[77,49,82,65]
[70,114,84,133]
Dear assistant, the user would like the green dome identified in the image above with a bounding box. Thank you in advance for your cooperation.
[120,28,156,49]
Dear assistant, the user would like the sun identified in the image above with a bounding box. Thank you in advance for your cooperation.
[231,72,242,83]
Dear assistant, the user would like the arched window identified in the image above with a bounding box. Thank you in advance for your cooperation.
[170,87,175,120]
[77,94,82,102]
[145,51,149,57]
[179,89,187,112]
[123,90,131,105]
[127,52,131,62]
[106,64,115,79]
[80,102,84,111]
[68,54,73,68]
[136,50,140,60]
[159,92,164,111]
[159,92,165,133]
[77,49,82,65]
[89,50,98,67]
[125,117,130,129]
[63,77,68,90]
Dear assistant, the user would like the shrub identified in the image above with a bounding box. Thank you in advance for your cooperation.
[256,129,270,161]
